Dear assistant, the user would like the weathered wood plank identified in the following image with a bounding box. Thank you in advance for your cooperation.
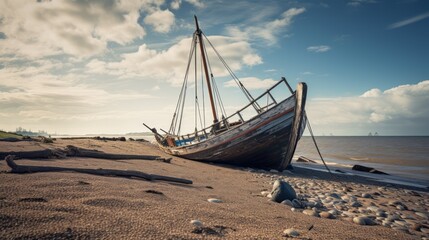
[4,155,192,184]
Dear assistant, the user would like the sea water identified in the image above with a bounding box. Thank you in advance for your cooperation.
[295,136,429,181]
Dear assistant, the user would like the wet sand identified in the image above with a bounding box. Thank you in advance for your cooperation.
[0,138,428,239]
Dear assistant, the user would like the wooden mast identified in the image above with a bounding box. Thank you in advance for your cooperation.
[194,15,218,125]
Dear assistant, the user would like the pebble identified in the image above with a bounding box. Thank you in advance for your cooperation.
[329,209,341,215]
[190,219,203,227]
[367,206,379,212]
[350,201,362,208]
[329,193,341,199]
[381,221,391,227]
[394,220,408,227]
[353,216,376,225]
[388,200,401,206]
[362,193,372,198]
[281,199,293,207]
[421,227,429,234]
[386,215,399,222]
[283,228,300,237]
[207,198,222,203]
[270,169,279,173]
[303,209,320,217]
[270,179,297,203]
[261,191,270,197]
[292,199,303,208]
[416,212,429,219]
[411,223,422,231]
[376,211,387,218]
[320,211,335,219]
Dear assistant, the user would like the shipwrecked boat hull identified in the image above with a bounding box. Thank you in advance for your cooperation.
[158,82,307,170]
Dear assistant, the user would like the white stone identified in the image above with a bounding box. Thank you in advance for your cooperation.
[367,206,379,212]
[416,212,428,219]
[207,198,222,203]
[283,228,300,237]
[303,209,319,217]
[260,191,270,197]
[353,216,375,225]
[190,219,203,227]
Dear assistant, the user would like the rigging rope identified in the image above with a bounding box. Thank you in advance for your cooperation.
[170,30,264,136]
[202,33,261,112]
[306,113,332,175]
[306,114,351,189]
[194,36,198,131]
[201,56,205,128]
[169,34,197,136]
[202,42,227,118]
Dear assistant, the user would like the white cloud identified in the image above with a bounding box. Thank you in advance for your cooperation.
[307,45,331,53]
[226,8,305,45]
[224,77,277,90]
[170,0,182,9]
[185,0,205,8]
[0,0,151,58]
[144,9,175,33]
[347,0,377,7]
[361,88,381,97]
[388,12,429,29]
[242,54,263,66]
[0,59,153,129]
[306,80,429,135]
[86,35,262,86]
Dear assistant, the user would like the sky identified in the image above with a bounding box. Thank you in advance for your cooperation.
[0,0,428,136]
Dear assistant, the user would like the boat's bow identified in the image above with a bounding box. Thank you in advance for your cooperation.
[278,82,307,170]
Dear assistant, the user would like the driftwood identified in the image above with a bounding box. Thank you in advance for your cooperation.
[0,137,21,142]
[64,145,168,161]
[0,149,54,159]
[296,156,317,163]
[352,164,388,175]
[4,155,192,184]
[0,145,171,163]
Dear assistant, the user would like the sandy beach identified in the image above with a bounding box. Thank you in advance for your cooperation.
[0,138,428,239]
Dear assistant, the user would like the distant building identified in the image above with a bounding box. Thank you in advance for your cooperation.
[15,127,48,136]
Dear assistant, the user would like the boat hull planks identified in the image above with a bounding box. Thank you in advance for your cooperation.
[157,83,307,170]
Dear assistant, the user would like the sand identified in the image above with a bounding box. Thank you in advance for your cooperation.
[0,138,428,239]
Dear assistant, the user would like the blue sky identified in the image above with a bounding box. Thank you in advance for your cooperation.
[0,0,428,136]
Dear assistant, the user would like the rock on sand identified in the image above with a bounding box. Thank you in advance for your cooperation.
[353,216,376,225]
[283,228,300,237]
[270,179,297,203]
[190,220,203,227]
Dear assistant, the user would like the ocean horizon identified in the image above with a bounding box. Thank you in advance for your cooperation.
[295,136,429,182]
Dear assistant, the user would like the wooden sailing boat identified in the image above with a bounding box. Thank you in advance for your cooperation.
[144,16,307,170]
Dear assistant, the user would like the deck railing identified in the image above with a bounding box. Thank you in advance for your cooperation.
[173,78,295,146]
